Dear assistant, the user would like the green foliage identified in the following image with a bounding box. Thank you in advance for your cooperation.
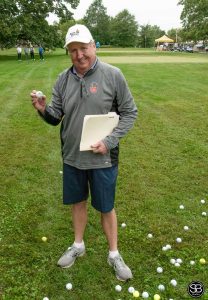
[178,0,208,41]
[167,28,181,43]
[110,9,138,47]
[0,0,80,48]
[139,24,165,48]
[83,0,110,45]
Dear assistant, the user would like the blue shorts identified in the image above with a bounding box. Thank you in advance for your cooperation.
[63,164,118,213]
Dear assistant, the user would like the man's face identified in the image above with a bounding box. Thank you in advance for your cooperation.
[67,42,96,75]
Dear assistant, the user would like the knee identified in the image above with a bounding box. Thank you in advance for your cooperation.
[73,200,87,210]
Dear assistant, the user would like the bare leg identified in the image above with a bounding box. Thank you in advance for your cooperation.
[101,208,118,251]
[72,200,87,243]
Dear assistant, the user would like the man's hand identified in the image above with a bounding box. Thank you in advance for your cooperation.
[91,141,108,154]
[30,90,46,114]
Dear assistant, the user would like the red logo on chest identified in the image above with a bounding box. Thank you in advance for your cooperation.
[89,82,98,94]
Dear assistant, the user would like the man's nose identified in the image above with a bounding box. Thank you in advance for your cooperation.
[77,49,83,59]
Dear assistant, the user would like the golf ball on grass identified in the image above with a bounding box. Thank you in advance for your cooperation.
[121,223,126,228]
[190,260,195,265]
[66,282,73,290]
[115,285,122,292]
[157,267,163,273]
[174,262,180,267]
[170,279,177,286]
[176,237,182,243]
[176,258,182,264]
[41,236,47,242]
[128,286,135,293]
[36,91,44,98]
[154,294,161,300]
[147,233,153,238]
[202,212,207,216]
[43,298,49,300]
[201,199,205,204]
[199,258,206,265]
[184,225,189,231]
[170,258,176,264]
[142,291,149,298]
[179,205,184,209]
[158,284,165,291]
[133,290,140,297]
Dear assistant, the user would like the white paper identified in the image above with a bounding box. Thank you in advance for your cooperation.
[80,112,119,151]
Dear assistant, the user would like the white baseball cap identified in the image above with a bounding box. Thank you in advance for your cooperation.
[64,24,94,48]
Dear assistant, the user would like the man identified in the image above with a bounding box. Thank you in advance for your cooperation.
[24,46,29,59]
[38,45,44,60]
[30,46,35,60]
[31,24,137,281]
[17,45,22,61]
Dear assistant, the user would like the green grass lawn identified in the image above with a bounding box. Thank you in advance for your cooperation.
[0,49,208,300]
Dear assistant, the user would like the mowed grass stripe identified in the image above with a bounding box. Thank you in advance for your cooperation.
[99,55,208,64]
[1,50,208,299]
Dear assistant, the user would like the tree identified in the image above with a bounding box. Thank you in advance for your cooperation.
[83,0,110,45]
[178,0,208,42]
[167,28,183,44]
[0,0,80,48]
[110,10,138,47]
[138,25,165,48]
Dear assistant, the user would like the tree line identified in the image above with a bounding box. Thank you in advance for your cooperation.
[0,0,207,49]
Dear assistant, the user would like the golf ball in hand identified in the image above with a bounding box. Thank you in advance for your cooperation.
[36,91,44,98]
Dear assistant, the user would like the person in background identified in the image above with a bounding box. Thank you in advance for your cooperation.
[24,46,29,59]
[17,46,22,61]
[30,24,137,281]
[38,45,44,60]
[30,46,35,60]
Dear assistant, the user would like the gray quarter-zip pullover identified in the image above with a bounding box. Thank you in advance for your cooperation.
[40,58,137,169]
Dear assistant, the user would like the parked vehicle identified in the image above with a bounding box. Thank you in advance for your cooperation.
[186,46,193,53]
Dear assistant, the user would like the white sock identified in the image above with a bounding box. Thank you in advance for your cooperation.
[73,241,85,249]
[109,250,119,258]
